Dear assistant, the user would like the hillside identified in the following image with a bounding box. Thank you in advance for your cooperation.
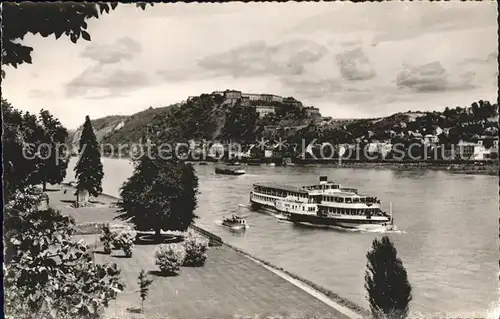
[68,91,498,156]
[69,115,127,147]
[68,105,178,149]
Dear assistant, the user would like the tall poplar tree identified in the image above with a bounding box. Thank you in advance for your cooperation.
[74,115,103,197]
[365,236,412,319]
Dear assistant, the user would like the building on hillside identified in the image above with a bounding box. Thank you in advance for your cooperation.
[271,95,283,103]
[241,96,251,106]
[283,97,303,108]
[305,106,321,117]
[408,131,423,139]
[241,93,262,101]
[423,134,438,145]
[224,90,242,99]
[434,126,443,136]
[456,140,488,160]
[366,142,393,159]
[208,142,225,159]
[259,94,283,103]
[255,105,275,118]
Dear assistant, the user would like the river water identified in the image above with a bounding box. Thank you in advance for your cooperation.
[65,157,498,317]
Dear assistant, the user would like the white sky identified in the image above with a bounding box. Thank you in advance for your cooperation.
[3,2,498,129]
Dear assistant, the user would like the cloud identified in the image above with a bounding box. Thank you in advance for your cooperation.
[28,89,56,99]
[281,78,342,99]
[335,47,376,81]
[65,64,150,98]
[80,37,142,65]
[395,61,477,92]
[198,39,329,78]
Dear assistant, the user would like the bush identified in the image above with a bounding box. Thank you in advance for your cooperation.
[182,231,209,266]
[114,228,137,257]
[154,244,186,275]
[99,224,115,254]
[4,186,124,319]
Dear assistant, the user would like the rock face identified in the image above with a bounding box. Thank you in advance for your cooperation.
[68,116,128,152]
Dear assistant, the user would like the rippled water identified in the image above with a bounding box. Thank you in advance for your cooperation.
[66,158,498,316]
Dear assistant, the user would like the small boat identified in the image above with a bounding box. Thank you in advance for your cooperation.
[222,214,248,229]
[199,162,208,165]
[215,166,246,175]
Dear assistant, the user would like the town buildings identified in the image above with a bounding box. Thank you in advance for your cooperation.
[305,106,321,118]
[255,105,275,118]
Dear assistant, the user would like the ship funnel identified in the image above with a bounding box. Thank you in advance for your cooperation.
[319,176,328,185]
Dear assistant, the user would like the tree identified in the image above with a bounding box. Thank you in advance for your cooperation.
[74,115,104,197]
[35,109,69,191]
[2,99,44,200]
[2,2,152,76]
[4,186,124,319]
[137,270,153,312]
[365,236,412,319]
[116,154,199,241]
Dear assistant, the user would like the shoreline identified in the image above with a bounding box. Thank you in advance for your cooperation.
[62,183,367,318]
[77,156,498,176]
[223,242,370,318]
[290,161,498,176]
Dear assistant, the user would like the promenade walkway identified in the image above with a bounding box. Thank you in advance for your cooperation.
[47,185,361,319]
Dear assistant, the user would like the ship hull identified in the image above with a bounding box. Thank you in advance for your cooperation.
[215,168,245,175]
[287,213,390,230]
[222,222,248,229]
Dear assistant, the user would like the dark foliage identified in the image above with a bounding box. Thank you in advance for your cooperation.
[2,100,69,200]
[4,186,124,319]
[365,236,412,319]
[2,2,152,76]
[74,115,104,197]
[116,154,199,239]
[221,100,259,143]
[34,109,69,190]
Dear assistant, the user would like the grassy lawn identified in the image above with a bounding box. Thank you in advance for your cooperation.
[94,244,345,319]
[48,186,349,319]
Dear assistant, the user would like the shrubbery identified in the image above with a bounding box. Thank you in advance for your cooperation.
[4,186,124,319]
[114,228,137,257]
[182,230,209,267]
[99,224,115,254]
[154,244,186,275]
[99,225,136,257]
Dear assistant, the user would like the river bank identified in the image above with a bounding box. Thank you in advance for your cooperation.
[51,183,366,319]
[70,155,498,176]
[289,161,498,176]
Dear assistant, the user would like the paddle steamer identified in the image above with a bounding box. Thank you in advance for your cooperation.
[250,176,392,230]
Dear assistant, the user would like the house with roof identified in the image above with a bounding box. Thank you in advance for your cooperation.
[304,106,321,117]
[255,105,275,118]
[456,140,488,160]
[423,134,438,145]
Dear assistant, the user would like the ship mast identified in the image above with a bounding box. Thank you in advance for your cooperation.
[390,202,394,226]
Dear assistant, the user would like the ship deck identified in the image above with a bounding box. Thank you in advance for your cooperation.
[253,182,309,194]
